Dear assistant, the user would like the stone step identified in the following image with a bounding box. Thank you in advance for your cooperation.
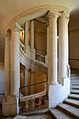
[71,85,79,89]
[71,83,79,85]
[71,89,79,94]
[71,80,79,83]
[68,94,79,100]
[57,103,79,118]
[71,77,79,80]
[50,108,74,119]
[64,98,79,108]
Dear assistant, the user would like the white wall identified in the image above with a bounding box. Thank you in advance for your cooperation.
[0,64,4,103]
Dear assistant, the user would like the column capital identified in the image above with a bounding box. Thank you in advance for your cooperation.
[10,23,21,32]
[48,10,60,20]
[60,11,70,23]
[5,33,10,41]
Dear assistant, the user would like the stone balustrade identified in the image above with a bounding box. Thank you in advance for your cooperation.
[20,90,48,112]
[19,41,48,66]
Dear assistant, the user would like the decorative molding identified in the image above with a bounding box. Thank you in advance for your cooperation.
[4,5,70,38]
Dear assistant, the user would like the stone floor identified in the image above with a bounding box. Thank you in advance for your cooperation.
[13,114,53,119]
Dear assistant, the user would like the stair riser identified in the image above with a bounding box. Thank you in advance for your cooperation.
[68,96,79,100]
[71,92,79,94]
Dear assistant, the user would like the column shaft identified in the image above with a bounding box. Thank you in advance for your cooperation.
[48,12,58,85]
[25,69,28,95]
[25,21,29,47]
[59,12,69,83]
[31,20,34,49]
[4,34,10,95]
[11,26,20,97]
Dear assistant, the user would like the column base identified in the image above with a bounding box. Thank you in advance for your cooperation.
[49,78,70,108]
[2,94,19,117]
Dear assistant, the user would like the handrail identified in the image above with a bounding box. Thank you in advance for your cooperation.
[20,80,47,89]
[69,58,79,61]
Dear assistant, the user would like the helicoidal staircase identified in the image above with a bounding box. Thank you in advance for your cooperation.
[50,69,79,119]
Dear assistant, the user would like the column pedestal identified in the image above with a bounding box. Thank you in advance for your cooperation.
[2,95,18,116]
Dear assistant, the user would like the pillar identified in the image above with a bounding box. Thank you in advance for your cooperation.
[2,25,20,116]
[10,25,20,97]
[31,20,34,50]
[25,68,28,95]
[45,26,49,65]
[30,20,35,60]
[4,32,10,95]
[59,12,69,84]
[48,11,59,85]
[31,69,34,94]
[25,21,29,47]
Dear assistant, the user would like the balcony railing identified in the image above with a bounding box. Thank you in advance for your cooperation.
[19,41,48,66]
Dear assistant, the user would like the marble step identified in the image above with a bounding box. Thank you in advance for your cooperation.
[71,89,79,94]
[50,108,74,119]
[71,82,79,85]
[57,103,79,118]
[71,85,79,89]
[68,94,79,100]
[71,79,79,83]
[64,98,79,108]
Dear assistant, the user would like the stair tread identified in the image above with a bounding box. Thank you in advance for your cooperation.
[71,85,79,89]
[50,108,74,119]
[68,94,79,99]
[58,103,79,118]
[71,83,79,85]
[71,89,79,94]
[64,98,79,107]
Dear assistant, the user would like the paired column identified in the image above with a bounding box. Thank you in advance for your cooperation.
[10,25,20,97]
[45,26,49,65]
[30,20,35,50]
[25,68,28,95]
[31,69,34,94]
[25,21,29,47]
[4,33,10,95]
[59,12,69,83]
[48,11,59,85]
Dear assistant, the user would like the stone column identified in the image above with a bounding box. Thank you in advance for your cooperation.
[45,26,49,65]
[25,68,28,95]
[10,25,20,97]
[31,20,34,50]
[25,21,29,47]
[48,11,59,85]
[31,69,34,94]
[59,12,69,84]
[2,25,20,116]
[4,33,10,95]
[30,20,35,60]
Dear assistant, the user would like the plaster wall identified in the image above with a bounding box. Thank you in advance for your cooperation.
[69,29,79,69]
